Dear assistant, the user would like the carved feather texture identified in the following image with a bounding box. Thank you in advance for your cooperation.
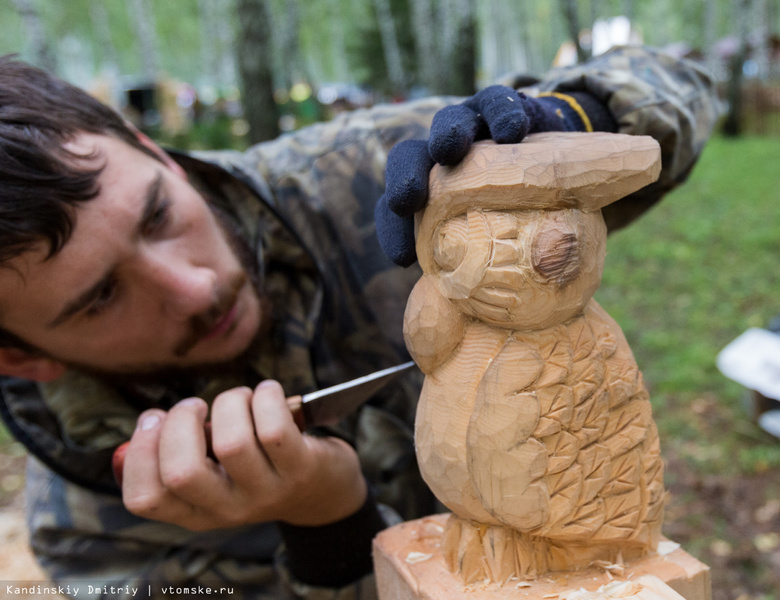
[406,134,664,582]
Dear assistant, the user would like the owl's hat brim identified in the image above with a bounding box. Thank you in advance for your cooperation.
[426,132,662,220]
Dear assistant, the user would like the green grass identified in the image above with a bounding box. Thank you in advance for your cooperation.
[596,135,780,475]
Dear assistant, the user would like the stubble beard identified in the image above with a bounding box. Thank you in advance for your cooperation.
[54,200,274,384]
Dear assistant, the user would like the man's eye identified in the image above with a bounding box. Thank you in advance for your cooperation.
[144,198,171,234]
[85,281,117,317]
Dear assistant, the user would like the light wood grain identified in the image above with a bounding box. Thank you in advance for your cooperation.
[404,133,668,583]
[373,514,712,600]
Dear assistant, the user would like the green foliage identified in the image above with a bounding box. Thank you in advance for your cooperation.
[3,0,780,107]
[347,0,417,96]
[596,135,780,475]
[0,424,10,445]
[153,1,203,82]
[153,116,249,152]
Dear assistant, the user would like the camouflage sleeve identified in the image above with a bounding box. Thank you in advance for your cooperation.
[238,96,453,214]
[244,48,720,234]
[522,45,724,230]
[25,458,382,600]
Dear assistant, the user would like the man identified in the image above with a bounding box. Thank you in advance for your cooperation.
[0,46,720,599]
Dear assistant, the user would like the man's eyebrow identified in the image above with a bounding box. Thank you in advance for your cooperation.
[47,273,114,328]
[47,172,163,329]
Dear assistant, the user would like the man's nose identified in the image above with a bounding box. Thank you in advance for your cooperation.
[144,255,217,320]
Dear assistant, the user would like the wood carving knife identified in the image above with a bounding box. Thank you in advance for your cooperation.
[112,361,417,485]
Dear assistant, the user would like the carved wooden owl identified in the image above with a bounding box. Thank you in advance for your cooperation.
[403,133,665,582]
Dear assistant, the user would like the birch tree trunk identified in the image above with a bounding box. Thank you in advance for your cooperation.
[432,0,476,95]
[236,0,279,143]
[448,0,476,96]
[559,0,586,63]
[126,0,160,79]
[328,0,350,82]
[723,0,753,136]
[89,0,120,72]
[521,0,543,75]
[410,0,437,92]
[284,0,303,85]
[198,0,221,87]
[197,0,236,90]
[438,0,455,88]
[590,0,600,28]
[11,0,56,72]
[480,0,500,84]
[703,0,718,76]
[372,0,406,95]
[215,0,238,89]
[753,0,770,79]
[769,0,779,78]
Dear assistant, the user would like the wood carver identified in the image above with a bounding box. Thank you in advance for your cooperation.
[374,132,711,600]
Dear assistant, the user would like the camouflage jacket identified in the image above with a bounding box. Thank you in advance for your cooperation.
[0,46,721,600]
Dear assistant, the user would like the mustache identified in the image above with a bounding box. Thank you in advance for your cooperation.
[173,271,248,357]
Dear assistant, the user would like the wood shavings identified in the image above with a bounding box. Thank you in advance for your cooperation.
[558,576,688,599]
[590,560,626,579]
[560,581,644,599]
[404,551,433,564]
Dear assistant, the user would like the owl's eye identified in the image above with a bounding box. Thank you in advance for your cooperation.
[532,227,580,285]
[434,215,469,271]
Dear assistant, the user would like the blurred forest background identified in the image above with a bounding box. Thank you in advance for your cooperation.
[1,1,780,599]
[3,0,780,145]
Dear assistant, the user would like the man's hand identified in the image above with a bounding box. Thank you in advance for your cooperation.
[120,381,367,531]
[375,85,605,267]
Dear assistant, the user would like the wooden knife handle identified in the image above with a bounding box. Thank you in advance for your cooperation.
[113,396,308,486]
[286,395,306,431]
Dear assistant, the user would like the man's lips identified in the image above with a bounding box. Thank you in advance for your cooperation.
[202,301,238,342]
[173,272,248,357]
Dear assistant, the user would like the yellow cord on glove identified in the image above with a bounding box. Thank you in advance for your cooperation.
[538,92,594,132]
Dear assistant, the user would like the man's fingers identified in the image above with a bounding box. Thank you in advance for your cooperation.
[384,140,435,217]
[470,85,530,144]
[375,194,417,267]
[428,104,483,165]
[122,409,203,525]
[210,386,275,486]
[155,398,231,509]
[122,410,167,499]
[250,380,306,476]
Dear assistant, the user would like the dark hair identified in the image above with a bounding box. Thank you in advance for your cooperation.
[0,55,160,348]
[0,55,159,263]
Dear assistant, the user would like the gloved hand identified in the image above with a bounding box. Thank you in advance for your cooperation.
[375,85,614,266]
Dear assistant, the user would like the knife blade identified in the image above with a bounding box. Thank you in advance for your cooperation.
[288,360,416,430]
[112,361,417,486]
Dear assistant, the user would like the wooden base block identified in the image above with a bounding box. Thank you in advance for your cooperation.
[374,514,711,600]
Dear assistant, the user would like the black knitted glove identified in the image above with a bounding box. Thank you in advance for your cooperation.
[375,85,617,266]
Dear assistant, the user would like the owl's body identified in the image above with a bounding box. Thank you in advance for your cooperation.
[403,133,664,581]
[414,301,664,556]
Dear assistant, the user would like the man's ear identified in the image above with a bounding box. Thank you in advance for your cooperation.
[0,348,66,382]
[127,123,188,180]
